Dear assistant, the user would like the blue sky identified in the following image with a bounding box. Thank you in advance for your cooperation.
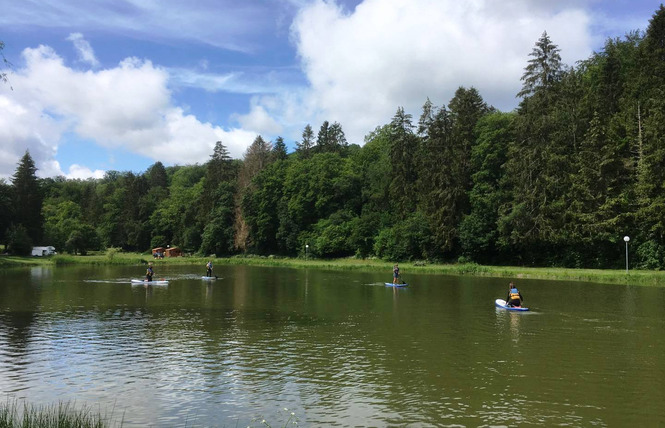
[0,0,660,179]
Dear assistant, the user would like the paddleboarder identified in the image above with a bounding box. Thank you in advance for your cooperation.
[145,263,154,282]
[206,260,213,277]
[506,282,523,307]
[393,263,400,285]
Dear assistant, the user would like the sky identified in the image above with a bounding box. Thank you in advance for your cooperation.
[0,0,660,180]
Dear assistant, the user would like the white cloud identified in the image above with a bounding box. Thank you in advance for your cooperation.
[233,99,284,135]
[66,32,100,67]
[0,42,257,178]
[282,0,593,144]
[0,1,640,178]
[65,164,106,179]
[0,94,64,180]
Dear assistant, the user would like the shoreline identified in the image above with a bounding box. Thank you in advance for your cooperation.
[1,252,662,286]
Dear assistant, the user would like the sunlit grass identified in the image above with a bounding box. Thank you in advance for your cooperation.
[1,249,664,286]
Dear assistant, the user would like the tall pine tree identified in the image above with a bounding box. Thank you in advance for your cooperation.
[389,107,418,216]
[296,125,314,158]
[11,150,43,244]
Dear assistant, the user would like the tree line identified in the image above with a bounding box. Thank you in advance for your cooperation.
[2,6,665,269]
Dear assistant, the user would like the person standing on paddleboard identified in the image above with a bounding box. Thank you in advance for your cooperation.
[506,282,523,307]
[146,263,154,282]
[206,260,213,277]
[393,263,400,285]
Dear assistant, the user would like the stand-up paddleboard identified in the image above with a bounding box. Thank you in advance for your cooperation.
[495,298,529,311]
[131,279,169,285]
[201,276,217,280]
[385,282,408,287]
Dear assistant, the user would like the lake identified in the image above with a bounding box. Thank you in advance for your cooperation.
[0,264,663,426]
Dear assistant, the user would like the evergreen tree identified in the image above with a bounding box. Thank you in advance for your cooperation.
[501,32,567,262]
[0,179,13,248]
[329,122,348,153]
[272,136,288,161]
[242,161,288,254]
[460,112,515,263]
[209,141,234,182]
[313,120,348,154]
[633,5,665,261]
[517,31,563,98]
[449,86,490,207]
[242,136,273,182]
[389,107,418,216]
[201,140,236,213]
[236,135,274,251]
[11,150,43,244]
[199,141,238,253]
[146,161,168,188]
[417,104,454,253]
[296,124,314,158]
[417,98,435,140]
[316,121,331,153]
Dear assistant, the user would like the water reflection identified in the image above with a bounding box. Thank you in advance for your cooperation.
[29,266,52,281]
[0,266,664,426]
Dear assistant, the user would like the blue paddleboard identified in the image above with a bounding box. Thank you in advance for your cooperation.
[495,298,529,311]
[385,282,408,287]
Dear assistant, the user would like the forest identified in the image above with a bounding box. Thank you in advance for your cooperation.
[2,6,665,269]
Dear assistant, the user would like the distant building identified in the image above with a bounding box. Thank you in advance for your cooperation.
[152,247,164,258]
[32,246,57,257]
[165,247,182,257]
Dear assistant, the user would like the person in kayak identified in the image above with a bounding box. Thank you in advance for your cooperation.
[393,263,400,285]
[206,260,213,277]
[146,263,154,282]
[506,282,523,307]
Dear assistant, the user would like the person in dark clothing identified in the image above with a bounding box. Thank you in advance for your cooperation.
[206,260,213,277]
[146,263,154,282]
[506,282,523,307]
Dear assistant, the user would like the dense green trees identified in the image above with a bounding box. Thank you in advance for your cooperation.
[4,6,665,269]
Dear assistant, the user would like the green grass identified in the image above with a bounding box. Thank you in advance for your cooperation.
[0,255,53,267]
[1,250,663,286]
[0,398,121,428]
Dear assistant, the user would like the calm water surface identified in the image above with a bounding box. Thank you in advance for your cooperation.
[0,264,664,427]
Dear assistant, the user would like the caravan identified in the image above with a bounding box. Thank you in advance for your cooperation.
[31,246,57,257]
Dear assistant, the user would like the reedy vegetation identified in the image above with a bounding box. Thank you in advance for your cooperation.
[2,6,665,270]
[0,399,119,428]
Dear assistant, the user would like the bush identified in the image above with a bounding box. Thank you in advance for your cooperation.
[105,247,120,261]
[373,212,433,261]
[636,240,664,270]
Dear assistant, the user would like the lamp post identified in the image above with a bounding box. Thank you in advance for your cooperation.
[623,236,630,273]
[305,244,309,261]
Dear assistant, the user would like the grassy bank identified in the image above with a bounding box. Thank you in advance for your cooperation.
[0,399,120,428]
[1,251,663,286]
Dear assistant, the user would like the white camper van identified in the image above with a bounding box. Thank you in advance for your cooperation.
[31,246,57,256]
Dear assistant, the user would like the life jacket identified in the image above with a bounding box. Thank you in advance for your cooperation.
[509,288,521,300]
